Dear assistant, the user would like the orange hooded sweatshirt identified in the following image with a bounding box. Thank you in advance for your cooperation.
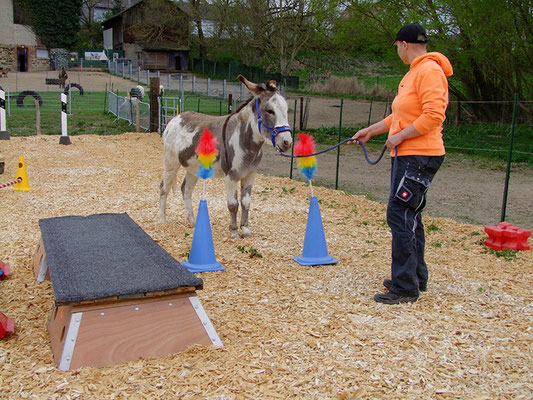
[383,52,453,156]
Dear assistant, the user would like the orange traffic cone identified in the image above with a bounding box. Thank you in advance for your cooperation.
[13,154,31,191]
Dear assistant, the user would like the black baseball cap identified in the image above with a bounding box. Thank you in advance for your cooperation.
[391,24,427,46]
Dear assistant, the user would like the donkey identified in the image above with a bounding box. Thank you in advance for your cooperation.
[158,75,293,238]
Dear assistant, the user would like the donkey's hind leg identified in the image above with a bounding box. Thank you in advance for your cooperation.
[182,171,199,227]
[225,176,240,238]
[159,163,180,223]
[240,172,256,237]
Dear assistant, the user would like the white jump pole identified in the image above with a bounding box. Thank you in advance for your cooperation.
[0,89,9,140]
[59,93,71,145]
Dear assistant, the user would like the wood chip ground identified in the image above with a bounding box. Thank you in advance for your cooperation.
[0,133,531,399]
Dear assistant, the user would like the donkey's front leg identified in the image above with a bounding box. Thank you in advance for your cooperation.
[240,172,256,237]
[225,176,240,238]
[182,171,199,227]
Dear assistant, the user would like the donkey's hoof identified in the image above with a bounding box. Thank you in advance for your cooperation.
[240,227,251,238]
[158,213,167,224]
[187,216,196,227]
[230,229,240,239]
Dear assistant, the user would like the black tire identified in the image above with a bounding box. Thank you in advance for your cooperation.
[64,83,84,96]
[17,90,42,107]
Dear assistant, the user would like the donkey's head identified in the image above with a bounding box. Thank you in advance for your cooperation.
[238,75,293,153]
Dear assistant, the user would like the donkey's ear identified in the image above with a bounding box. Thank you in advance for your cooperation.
[238,75,264,95]
[265,80,277,91]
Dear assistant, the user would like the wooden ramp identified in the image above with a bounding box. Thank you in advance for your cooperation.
[33,213,223,371]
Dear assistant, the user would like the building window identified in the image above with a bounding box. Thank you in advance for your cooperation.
[36,49,49,59]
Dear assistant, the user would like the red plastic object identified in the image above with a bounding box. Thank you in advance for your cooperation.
[484,222,531,251]
[0,260,10,280]
[0,312,14,338]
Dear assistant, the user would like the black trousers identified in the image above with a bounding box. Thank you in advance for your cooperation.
[386,155,445,296]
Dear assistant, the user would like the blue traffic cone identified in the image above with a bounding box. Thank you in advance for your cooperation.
[293,196,338,266]
[182,200,225,273]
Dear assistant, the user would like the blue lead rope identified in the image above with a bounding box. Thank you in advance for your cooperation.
[277,138,390,165]
[276,137,399,199]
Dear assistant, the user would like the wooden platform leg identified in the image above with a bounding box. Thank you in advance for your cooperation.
[32,238,50,281]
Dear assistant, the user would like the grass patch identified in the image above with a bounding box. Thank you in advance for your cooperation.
[5,90,232,137]
[482,247,519,261]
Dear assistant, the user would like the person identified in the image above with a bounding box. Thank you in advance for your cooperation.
[58,67,68,89]
[351,23,453,304]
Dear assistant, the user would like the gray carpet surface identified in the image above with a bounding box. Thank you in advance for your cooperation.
[39,213,203,303]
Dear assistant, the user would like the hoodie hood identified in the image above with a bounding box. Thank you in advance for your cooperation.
[411,52,453,77]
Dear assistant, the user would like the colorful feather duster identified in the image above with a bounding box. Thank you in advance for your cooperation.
[294,132,317,180]
[195,128,219,180]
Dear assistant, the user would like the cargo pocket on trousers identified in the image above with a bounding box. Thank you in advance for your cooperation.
[394,170,430,210]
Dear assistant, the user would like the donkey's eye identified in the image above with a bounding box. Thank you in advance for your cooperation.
[266,110,275,115]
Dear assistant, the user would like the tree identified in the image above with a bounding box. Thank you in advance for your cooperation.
[127,0,189,48]
[334,0,533,112]
[188,0,209,57]
[79,0,119,48]
[17,0,82,49]
[210,0,340,75]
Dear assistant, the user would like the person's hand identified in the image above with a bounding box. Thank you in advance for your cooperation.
[350,127,372,144]
[386,133,403,150]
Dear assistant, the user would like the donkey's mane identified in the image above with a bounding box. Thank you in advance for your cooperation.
[235,97,253,113]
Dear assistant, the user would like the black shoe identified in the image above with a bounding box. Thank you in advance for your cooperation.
[374,291,418,304]
[383,278,427,292]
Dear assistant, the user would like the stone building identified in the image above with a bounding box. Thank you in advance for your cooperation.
[0,0,50,72]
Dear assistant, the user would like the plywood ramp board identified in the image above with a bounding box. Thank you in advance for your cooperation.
[47,293,223,371]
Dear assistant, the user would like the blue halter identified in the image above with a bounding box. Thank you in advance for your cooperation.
[255,97,292,148]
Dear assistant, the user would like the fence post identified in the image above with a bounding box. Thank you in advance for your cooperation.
[335,99,344,190]
[367,97,373,126]
[35,99,40,135]
[228,93,233,114]
[289,98,297,179]
[168,74,171,91]
[150,77,160,133]
[192,75,196,93]
[59,93,71,145]
[147,70,150,85]
[6,88,10,115]
[207,78,211,96]
[137,66,141,83]
[383,96,390,118]
[0,89,9,139]
[500,93,519,222]
[456,100,461,126]
[223,79,227,99]
[180,75,185,111]
[104,83,107,113]
[136,98,140,132]
[299,97,304,131]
